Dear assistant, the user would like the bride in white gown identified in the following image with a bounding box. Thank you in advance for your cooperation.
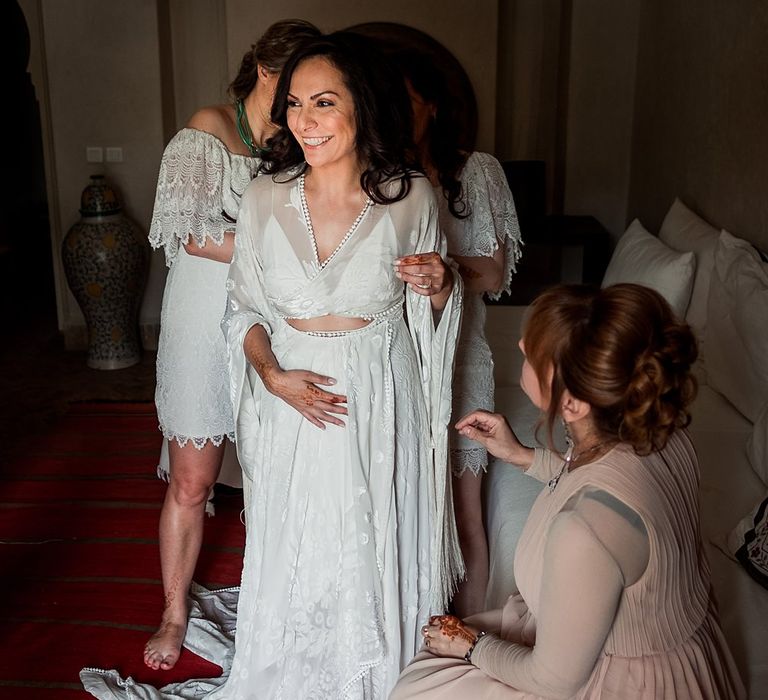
[221,32,464,699]
[81,31,463,700]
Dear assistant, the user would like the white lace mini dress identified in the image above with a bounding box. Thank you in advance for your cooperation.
[437,152,521,476]
[149,128,261,448]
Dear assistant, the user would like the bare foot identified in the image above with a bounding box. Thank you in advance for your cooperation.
[143,618,187,670]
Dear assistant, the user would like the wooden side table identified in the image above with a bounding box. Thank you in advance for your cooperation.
[488,215,611,305]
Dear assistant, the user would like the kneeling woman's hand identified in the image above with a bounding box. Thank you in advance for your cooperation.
[456,410,533,468]
[421,615,482,660]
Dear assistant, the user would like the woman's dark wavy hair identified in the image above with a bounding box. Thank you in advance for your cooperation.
[260,31,419,204]
[523,283,699,456]
[228,19,321,102]
[392,50,471,219]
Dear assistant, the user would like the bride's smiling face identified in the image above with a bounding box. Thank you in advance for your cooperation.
[286,56,358,171]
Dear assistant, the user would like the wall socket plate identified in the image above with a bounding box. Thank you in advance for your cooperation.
[86,146,103,163]
[105,147,123,163]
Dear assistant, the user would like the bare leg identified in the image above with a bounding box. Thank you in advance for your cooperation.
[143,439,224,671]
[451,469,489,618]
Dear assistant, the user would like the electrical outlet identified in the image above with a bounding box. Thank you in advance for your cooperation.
[106,147,123,163]
[86,146,103,163]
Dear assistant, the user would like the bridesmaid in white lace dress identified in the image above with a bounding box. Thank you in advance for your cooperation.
[398,53,522,616]
[144,19,319,671]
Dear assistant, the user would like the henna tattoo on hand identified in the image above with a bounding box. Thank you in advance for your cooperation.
[302,385,323,406]
[301,385,346,407]
[429,615,476,644]
[397,252,439,266]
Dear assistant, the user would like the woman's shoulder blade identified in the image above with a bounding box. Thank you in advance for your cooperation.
[186,104,231,132]
[167,126,226,156]
[173,105,251,156]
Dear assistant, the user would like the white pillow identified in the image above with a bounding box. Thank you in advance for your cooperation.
[705,230,768,422]
[749,401,768,486]
[602,219,696,317]
[658,198,719,337]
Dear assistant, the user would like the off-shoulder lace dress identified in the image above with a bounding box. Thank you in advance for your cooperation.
[149,128,261,449]
[437,152,522,476]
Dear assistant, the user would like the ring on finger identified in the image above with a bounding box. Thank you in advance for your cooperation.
[417,280,432,290]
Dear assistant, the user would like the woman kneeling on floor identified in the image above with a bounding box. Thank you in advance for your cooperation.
[391,283,745,700]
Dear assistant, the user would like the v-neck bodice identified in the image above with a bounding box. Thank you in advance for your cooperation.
[298,173,372,270]
[234,174,437,321]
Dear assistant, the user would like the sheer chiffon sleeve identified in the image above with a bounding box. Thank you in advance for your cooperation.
[470,488,649,698]
[404,181,465,611]
[221,183,277,481]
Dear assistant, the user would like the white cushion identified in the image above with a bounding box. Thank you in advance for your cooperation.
[749,401,768,486]
[658,198,720,337]
[705,230,768,422]
[602,218,696,317]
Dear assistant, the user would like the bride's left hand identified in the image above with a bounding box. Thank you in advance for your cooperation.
[394,252,451,297]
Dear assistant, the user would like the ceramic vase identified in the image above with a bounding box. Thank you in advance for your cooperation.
[62,175,149,369]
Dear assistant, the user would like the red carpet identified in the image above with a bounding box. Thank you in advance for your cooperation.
[0,402,245,698]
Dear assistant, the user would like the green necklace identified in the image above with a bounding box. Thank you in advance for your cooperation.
[235,99,268,156]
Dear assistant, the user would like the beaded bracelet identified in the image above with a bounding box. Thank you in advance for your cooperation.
[464,630,487,663]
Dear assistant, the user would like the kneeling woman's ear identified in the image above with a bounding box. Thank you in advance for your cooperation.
[560,390,592,424]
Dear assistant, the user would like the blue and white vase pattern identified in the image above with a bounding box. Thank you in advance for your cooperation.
[62,175,150,369]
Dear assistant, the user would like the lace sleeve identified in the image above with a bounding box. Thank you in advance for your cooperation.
[459,152,523,300]
[148,128,237,266]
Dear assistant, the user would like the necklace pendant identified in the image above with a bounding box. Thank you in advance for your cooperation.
[547,454,572,494]
[547,464,566,493]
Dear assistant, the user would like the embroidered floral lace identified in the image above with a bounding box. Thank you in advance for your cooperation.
[438,152,522,476]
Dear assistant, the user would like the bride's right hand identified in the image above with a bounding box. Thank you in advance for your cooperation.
[264,368,347,429]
